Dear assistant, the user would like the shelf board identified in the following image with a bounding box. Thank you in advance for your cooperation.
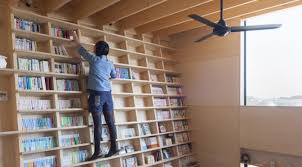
[16,69,80,78]
[18,108,84,114]
[0,68,14,76]
[17,90,83,95]
[0,130,19,137]
[112,92,185,98]
[112,78,183,86]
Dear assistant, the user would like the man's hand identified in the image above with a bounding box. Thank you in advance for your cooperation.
[63,30,81,48]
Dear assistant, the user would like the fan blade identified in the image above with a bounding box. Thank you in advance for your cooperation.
[230,24,281,32]
[188,14,224,28]
[194,33,214,42]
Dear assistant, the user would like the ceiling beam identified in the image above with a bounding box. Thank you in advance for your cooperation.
[155,0,302,37]
[116,0,213,30]
[87,0,167,27]
[43,0,72,14]
[135,0,257,34]
[70,0,120,20]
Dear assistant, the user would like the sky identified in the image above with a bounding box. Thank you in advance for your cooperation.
[244,5,302,99]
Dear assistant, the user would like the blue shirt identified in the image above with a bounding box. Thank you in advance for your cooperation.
[78,46,116,91]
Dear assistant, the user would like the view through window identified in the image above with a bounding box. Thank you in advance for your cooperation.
[242,5,302,106]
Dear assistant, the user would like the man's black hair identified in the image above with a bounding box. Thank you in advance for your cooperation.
[95,41,109,57]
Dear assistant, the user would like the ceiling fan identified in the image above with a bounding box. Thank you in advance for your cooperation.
[188,0,282,42]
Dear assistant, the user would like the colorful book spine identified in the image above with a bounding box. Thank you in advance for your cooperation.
[18,58,49,72]
[54,62,80,74]
[53,45,67,55]
[24,156,56,167]
[15,37,37,51]
[57,99,81,109]
[22,136,56,152]
[51,26,72,39]
[115,67,130,79]
[122,156,137,167]
[14,17,41,33]
[21,116,53,130]
[62,150,88,166]
[56,79,79,91]
[18,97,51,110]
[61,116,84,127]
[60,134,81,147]
[18,76,52,90]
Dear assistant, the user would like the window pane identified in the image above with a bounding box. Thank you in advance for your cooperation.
[244,5,302,106]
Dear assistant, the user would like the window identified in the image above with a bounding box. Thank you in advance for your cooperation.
[241,5,302,106]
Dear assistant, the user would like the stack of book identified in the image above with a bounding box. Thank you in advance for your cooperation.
[171,110,186,119]
[22,136,56,152]
[96,162,111,167]
[174,120,189,131]
[60,134,81,147]
[18,97,51,110]
[170,98,183,106]
[162,148,174,159]
[145,137,158,149]
[178,144,191,155]
[24,156,56,167]
[153,98,167,107]
[62,150,88,166]
[54,45,67,55]
[119,144,135,155]
[131,71,140,80]
[14,17,41,32]
[122,156,137,167]
[167,86,182,95]
[144,151,161,164]
[57,99,81,109]
[18,76,52,90]
[56,79,79,91]
[151,86,164,94]
[140,123,151,135]
[160,134,174,146]
[158,122,167,133]
[166,75,181,83]
[21,116,53,130]
[156,110,170,120]
[54,62,80,74]
[15,37,37,51]
[150,73,159,82]
[115,67,130,79]
[61,116,84,127]
[120,128,136,138]
[175,132,189,143]
[18,58,49,72]
[51,26,72,39]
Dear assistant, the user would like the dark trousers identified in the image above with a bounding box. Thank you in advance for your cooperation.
[88,90,117,153]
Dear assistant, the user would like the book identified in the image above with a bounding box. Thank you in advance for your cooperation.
[22,136,56,152]
[51,26,72,39]
[171,110,186,119]
[181,156,198,166]
[54,45,68,56]
[62,150,88,166]
[166,75,181,83]
[60,134,81,147]
[61,116,84,127]
[175,132,189,143]
[153,98,167,107]
[178,144,191,155]
[56,79,79,91]
[18,76,52,90]
[156,110,170,120]
[24,156,55,167]
[162,148,174,159]
[14,17,41,33]
[54,62,80,74]
[158,122,167,133]
[21,115,53,130]
[174,120,189,131]
[145,155,155,164]
[18,96,51,110]
[119,128,136,138]
[140,123,151,135]
[96,162,111,167]
[163,162,173,167]
[167,86,182,95]
[57,98,81,109]
[18,58,49,72]
[170,98,183,106]
[15,37,37,51]
[152,86,164,94]
[145,137,158,149]
[123,156,137,167]
[160,134,175,146]
[140,139,148,151]
[115,67,130,79]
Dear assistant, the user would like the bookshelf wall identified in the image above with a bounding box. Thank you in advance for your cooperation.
[0,6,197,167]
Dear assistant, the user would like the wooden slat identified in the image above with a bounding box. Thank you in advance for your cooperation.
[86,0,167,26]
[69,0,120,20]
[156,0,301,36]
[43,0,72,13]
[116,0,213,30]
[135,0,257,34]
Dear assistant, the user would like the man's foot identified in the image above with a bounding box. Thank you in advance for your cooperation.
[104,148,120,158]
[86,152,104,161]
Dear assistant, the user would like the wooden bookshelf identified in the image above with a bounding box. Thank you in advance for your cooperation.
[0,6,195,167]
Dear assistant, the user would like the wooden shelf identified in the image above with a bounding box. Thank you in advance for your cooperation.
[0,68,14,76]
[18,108,85,114]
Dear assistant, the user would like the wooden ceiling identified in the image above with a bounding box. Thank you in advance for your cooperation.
[13,0,302,37]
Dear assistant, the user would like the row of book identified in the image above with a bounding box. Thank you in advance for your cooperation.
[119,128,136,139]
[175,132,189,143]
[53,45,67,55]
[162,147,174,159]
[56,79,79,91]
[141,136,158,150]
[178,144,191,155]
[170,98,183,106]
[122,156,137,167]
[174,120,189,131]
[160,134,174,146]
[166,75,181,83]
[61,116,84,127]
[167,86,183,95]
[18,58,49,72]
[18,76,53,90]
[21,116,53,130]
[158,122,169,133]
[51,26,72,39]
[154,98,168,107]
[90,127,110,141]
[140,123,152,135]
[57,99,81,109]
[171,110,186,119]
[18,97,51,110]
[119,144,135,155]
[60,134,81,147]
[14,17,41,33]
[150,73,164,82]
[15,37,37,51]
[157,110,170,120]
[96,162,111,167]
[116,67,130,79]
[144,151,161,164]
[22,136,56,152]
[62,150,88,166]
[24,156,55,167]
[54,62,80,74]
[152,86,164,94]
